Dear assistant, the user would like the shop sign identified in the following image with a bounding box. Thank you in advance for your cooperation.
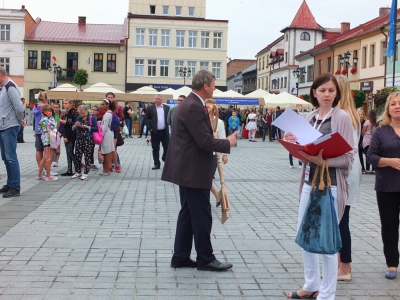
[360,81,373,92]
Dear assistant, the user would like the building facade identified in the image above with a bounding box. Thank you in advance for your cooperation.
[23,17,127,103]
[126,0,228,91]
[241,64,257,95]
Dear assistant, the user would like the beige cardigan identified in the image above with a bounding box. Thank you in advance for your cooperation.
[299,107,354,220]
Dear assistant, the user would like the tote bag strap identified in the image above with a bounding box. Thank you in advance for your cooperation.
[318,161,326,191]
[311,164,320,190]
[324,160,332,188]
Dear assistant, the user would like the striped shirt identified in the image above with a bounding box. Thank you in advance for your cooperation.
[367,125,400,192]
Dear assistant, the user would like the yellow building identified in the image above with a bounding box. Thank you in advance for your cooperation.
[24,17,127,103]
[126,0,228,91]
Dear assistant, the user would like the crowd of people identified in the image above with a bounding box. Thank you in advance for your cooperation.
[0,66,399,300]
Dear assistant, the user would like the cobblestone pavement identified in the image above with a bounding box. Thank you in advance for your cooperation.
[0,127,398,299]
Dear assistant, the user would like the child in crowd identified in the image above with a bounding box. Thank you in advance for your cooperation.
[51,102,63,167]
[228,110,240,136]
[37,105,58,181]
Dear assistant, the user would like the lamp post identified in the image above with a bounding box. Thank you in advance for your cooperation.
[179,66,191,86]
[48,62,61,89]
[292,67,306,97]
[339,51,358,77]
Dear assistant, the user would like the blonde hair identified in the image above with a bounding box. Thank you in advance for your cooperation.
[38,91,46,102]
[204,98,219,120]
[378,91,400,126]
[77,104,88,112]
[336,75,360,131]
[205,98,216,104]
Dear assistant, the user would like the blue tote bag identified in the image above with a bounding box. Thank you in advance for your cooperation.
[295,160,342,255]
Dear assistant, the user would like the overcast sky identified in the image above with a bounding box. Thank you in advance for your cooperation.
[8,0,392,59]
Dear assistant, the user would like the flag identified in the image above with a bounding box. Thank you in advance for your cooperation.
[388,0,397,57]
[52,55,57,62]
[86,55,91,64]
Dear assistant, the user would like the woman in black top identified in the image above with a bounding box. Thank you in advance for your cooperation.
[358,110,366,173]
[138,103,149,138]
[367,91,400,280]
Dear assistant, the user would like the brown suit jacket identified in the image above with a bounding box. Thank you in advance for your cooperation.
[161,92,230,189]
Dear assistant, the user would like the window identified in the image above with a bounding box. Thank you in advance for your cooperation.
[200,61,209,70]
[150,5,155,14]
[66,52,78,77]
[381,41,387,64]
[187,61,196,78]
[285,52,288,63]
[280,78,283,89]
[258,58,261,70]
[28,50,37,69]
[201,32,210,48]
[161,29,170,46]
[276,78,279,89]
[326,57,331,73]
[299,68,306,83]
[300,32,310,41]
[41,51,51,69]
[189,7,195,17]
[176,6,182,15]
[176,30,184,47]
[94,53,103,71]
[0,24,10,41]
[160,60,169,77]
[262,57,265,69]
[213,32,222,49]
[148,59,156,76]
[175,60,184,77]
[135,59,144,76]
[284,77,287,88]
[163,6,168,15]
[285,33,288,41]
[307,65,314,82]
[261,78,264,89]
[370,44,375,67]
[362,46,367,68]
[0,57,9,73]
[212,62,221,79]
[188,31,197,48]
[266,77,269,90]
[317,59,322,75]
[149,29,157,46]
[136,28,145,46]
[107,54,116,72]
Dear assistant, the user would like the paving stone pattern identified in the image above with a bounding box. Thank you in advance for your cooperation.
[0,127,398,299]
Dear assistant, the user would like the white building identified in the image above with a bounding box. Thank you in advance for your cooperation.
[0,5,35,95]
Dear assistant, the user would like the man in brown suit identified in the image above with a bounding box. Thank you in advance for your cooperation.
[162,70,238,271]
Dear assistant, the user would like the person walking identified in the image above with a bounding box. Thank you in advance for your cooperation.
[51,102,63,167]
[0,67,25,197]
[18,98,27,143]
[246,108,257,142]
[367,91,400,280]
[138,103,149,138]
[60,98,78,176]
[144,95,170,170]
[285,73,354,300]
[162,70,237,271]
[123,101,133,138]
[336,75,362,282]
[99,100,116,176]
[167,95,186,131]
[358,110,366,173]
[362,109,377,174]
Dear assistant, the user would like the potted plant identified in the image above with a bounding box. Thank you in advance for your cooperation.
[335,70,341,75]
[373,86,399,113]
[341,68,348,75]
[350,67,357,74]
[351,90,366,108]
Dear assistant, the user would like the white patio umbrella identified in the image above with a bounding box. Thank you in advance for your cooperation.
[46,83,79,100]
[78,82,136,101]
[265,92,313,110]
[246,89,271,98]
[83,82,125,93]
[130,86,172,102]
[175,86,192,96]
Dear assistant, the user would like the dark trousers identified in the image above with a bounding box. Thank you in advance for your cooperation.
[139,117,148,137]
[377,191,400,268]
[75,134,94,175]
[64,140,76,173]
[172,186,215,266]
[267,125,273,141]
[261,126,268,141]
[125,118,133,137]
[358,145,365,171]
[289,154,302,166]
[339,205,352,263]
[364,146,375,171]
[258,126,264,138]
[150,130,169,166]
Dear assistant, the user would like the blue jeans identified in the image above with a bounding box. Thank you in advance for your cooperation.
[125,118,133,137]
[0,126,21,190]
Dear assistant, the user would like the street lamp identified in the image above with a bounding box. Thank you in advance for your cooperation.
[48,62,61,89]
[339,51,358,77]
[179,66,191,86]
[292,67,306,97]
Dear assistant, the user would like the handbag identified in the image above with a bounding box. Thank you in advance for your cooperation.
[50,129,61,149]
[295,160,342,255]
[90,116,104,145]
[123,125,129,136]
[116,131,124,146]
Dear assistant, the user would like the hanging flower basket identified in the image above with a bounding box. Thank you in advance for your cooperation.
[350,67,357,74]
[341,69,348,75]
[335,70,341,75]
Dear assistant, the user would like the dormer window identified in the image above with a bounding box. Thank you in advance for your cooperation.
[300,32,310,41]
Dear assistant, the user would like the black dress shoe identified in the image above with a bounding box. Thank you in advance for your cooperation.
[171,258,197,268]
[61,172,73,176]
[0,185,10,193]
[3,187,20,198]
[197,259,233,271]
[138,136,142,138]
[152,165,160,170]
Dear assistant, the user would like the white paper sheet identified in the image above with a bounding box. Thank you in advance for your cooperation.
[271,108,322,145]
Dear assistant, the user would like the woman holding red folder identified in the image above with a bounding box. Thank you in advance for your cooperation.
[285,74,354,300]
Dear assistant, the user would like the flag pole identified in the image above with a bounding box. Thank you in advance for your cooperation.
[393,0,398,87]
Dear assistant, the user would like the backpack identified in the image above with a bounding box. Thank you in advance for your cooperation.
[90,115,104,145]
[110,113,120,131]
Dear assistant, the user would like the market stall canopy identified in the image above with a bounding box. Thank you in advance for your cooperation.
[159,88,183,99]
[82,82,125,93]
[46,83,79,100]
[213,88,223,95]
[264,92,313,110]
[78,82,137,101]
[130,86,173,102]
[246,89,271,98]
[213,89,265,106]
[175,86,192,96]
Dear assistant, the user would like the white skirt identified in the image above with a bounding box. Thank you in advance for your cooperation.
[246,121,257,131]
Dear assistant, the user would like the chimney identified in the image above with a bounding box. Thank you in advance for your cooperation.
[341,22,350,33]
[379,7,391,17]
[78,16,86,25]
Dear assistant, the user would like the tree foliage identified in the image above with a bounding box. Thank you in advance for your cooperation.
[73,69,89,90]
[299,94,310,102]
[373,86,398,113]
[351,90,366,109]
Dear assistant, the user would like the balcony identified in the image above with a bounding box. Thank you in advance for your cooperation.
[57,68,76,81]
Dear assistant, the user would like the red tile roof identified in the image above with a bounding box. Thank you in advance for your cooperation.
[25,18,127,45]
[281,0,323,32]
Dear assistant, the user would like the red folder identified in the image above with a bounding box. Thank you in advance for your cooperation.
[278,132,352,162]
